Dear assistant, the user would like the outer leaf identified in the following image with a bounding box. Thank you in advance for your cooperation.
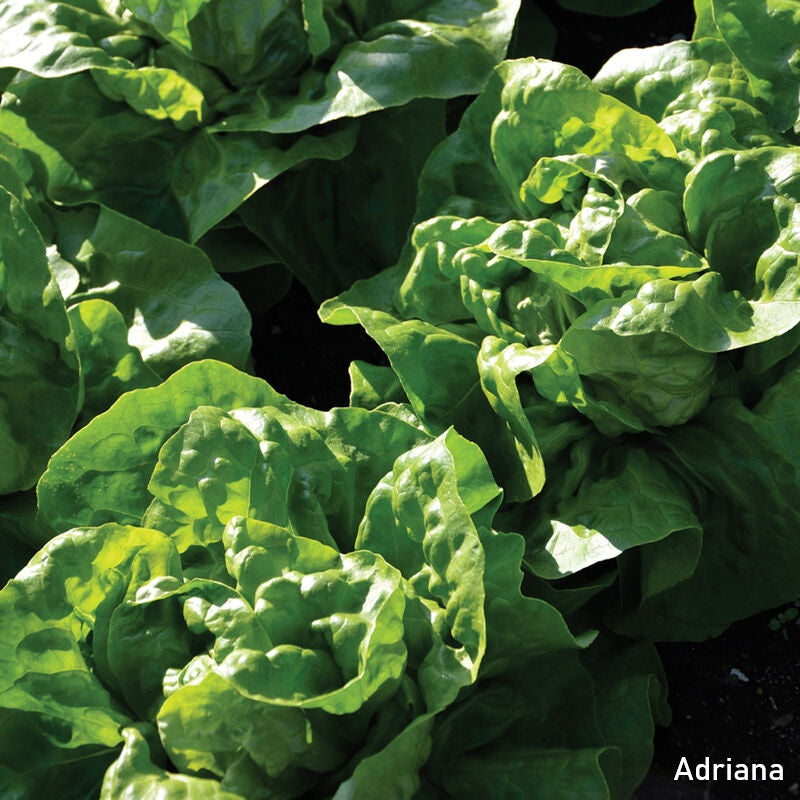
[524,449,702,580]
[0,0,131,76]
[478,526,590,677]
[0,524,180,789]
[333,715,435,800]
[0,0,521,250]
[0,187,80,494]
[205,0,522,134]
[425,652,619,800]
[348,360,405,410]
[614,367,800,639]
[67,299,159,422]
[709,0,800,132]
[37,361,291,534]
[238,100,446,300]
[101,727,246,800]
[53,205,252,376]
[0,73,187,235]
[0,71,359,241]
[582,636,670,799]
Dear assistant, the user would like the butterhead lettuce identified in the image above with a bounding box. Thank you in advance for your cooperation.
[323,41,800,640]
[0,0,522,298]
[0,361,666,798]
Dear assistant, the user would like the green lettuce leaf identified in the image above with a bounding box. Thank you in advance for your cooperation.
[67,299,160,422]
[238,100,446,301]
[0,185,80,494]
[0,523,180,792]
[594,37,784,163]
[37,360,290,534]
[323,45,800,658]
[706,0,800,133]
[10,365,605,798]
[101,727,245,800]
[51,205,252,376]
[0,0,521,297]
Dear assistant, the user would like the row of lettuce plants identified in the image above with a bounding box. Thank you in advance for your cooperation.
[1,0,798,797]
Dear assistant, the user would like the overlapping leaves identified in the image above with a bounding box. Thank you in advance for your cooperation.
[0,362,665,798]
[0,0,522,299]
[323,16,800,641]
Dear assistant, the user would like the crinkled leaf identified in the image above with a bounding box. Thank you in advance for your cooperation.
[142,406,291,551]
[357,431,498,709]
[322,275,540,501]
[0,524,180,786]
[37,361,292,534]
[101,727,245,800]
[143,400,430,553]
[156,670,346,796]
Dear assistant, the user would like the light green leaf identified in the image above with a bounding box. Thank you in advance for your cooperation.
[101,727,246,800]
[348,360,405,410]
[0,524,180,786]
[37,361,292,534]
[93,67,208,129]
[357,430,497,709]
[142,406,294,551]
[595,37,782,163]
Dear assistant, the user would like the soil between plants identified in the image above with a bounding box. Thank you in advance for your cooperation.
[637,610,800,800]
[250,1,800,793]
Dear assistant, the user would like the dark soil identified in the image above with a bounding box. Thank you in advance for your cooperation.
[251,282,386,409]
[637,609,800,800]
[249,2,800,796]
